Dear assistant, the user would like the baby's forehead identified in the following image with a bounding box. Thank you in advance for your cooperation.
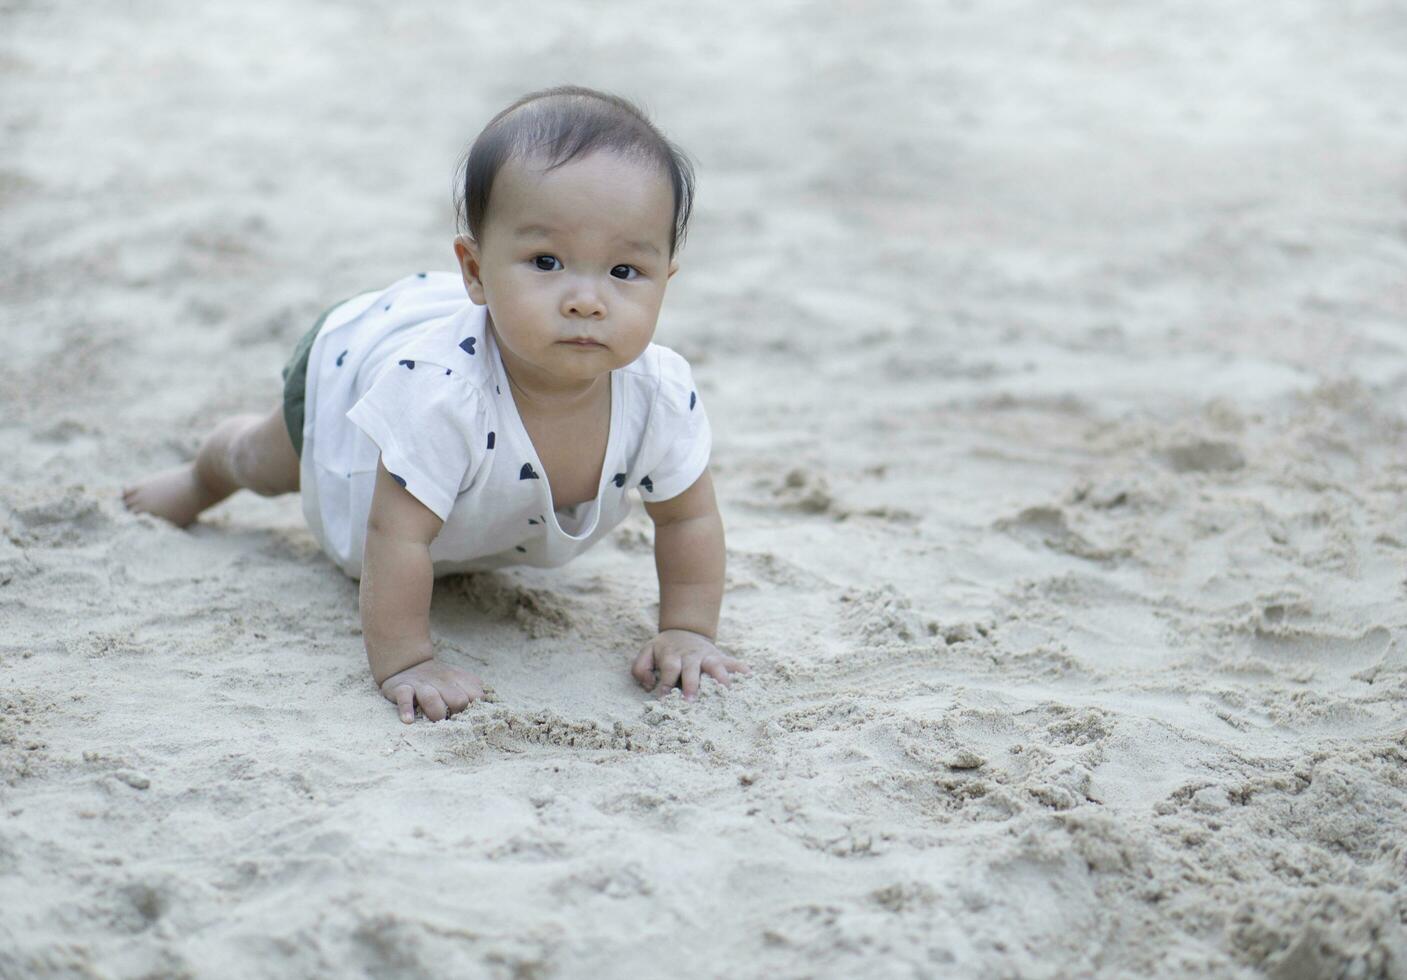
[490,148,673,236]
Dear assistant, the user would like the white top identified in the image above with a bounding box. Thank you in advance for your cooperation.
[297,271,711,579]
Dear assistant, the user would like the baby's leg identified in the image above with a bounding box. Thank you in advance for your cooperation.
[123,405,300,527]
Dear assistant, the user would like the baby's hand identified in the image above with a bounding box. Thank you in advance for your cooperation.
[379,659,485,724]
[631,629,750,700]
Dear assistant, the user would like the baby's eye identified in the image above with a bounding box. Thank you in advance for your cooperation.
[532,255,562,271]
[611,264,640,281]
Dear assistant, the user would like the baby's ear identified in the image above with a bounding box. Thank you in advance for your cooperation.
[454,234,487,304]
[453,233,479,263]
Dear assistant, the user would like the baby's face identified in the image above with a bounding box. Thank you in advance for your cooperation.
[454,149,678,394]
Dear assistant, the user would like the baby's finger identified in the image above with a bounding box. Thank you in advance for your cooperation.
[701,660,732,688]
[722,655,751,674]
[680,660,704,700]
[418,686,449,722]
[442,683,472,716]
[631,643,658,690]
[391,685,417,724]
[655,655,683,697]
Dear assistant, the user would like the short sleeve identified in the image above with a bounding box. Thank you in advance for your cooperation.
[345,360,482,521]
[638,349,712,502]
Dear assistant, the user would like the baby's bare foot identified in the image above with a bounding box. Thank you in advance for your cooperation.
[123,464,224,528]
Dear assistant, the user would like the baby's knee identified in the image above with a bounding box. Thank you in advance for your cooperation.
[229,418,296,496]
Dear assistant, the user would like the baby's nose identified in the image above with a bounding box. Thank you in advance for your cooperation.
[562,284,606,319]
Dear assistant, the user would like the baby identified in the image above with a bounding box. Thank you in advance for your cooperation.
[123,85,748,723]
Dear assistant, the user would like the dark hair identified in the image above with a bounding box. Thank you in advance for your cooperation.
[454,85,696,258]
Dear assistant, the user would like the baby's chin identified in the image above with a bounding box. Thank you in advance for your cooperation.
[554,349,630,379]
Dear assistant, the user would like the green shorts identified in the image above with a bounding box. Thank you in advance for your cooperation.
[280,296,359,459]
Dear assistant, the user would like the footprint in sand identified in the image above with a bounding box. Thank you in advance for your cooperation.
[1159,438,1245,474]
[994,505,1127,564]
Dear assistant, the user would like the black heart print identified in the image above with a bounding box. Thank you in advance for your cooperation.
[639,475,653,493]
[399,359,415,370]
[612,473,625,488]
[520,463,539,480]
[459,337,477,355]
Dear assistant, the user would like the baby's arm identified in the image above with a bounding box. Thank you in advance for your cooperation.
[633,469,749,698]
[362,459,483,722]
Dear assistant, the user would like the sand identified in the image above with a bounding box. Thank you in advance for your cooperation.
[3,1,1406,977]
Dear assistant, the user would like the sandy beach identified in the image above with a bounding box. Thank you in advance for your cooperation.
[2,1,1406,976]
